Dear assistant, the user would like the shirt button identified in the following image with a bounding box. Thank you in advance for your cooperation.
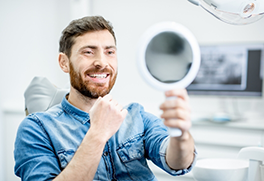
[103,152,108,156]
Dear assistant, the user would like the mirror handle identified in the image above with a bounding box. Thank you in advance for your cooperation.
[166,96,183,137]
[168,127,182,137]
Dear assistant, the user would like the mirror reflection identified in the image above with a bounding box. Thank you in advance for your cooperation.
[145,32,193,83]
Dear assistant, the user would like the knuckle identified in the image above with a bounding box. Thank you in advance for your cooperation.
[175,109,181,117]
[175,99,182,106]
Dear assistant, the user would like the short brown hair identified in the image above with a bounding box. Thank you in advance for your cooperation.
[59,16,116,58]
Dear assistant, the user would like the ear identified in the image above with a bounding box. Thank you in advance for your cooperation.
[58,53,70,73]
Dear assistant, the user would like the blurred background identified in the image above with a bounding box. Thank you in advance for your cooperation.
[1,0,264,180]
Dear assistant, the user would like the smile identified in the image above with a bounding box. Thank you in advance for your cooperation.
[88,73,109,79]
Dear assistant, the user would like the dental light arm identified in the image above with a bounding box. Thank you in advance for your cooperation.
[188,0,264,25]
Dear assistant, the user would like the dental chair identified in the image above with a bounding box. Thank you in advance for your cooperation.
[24,77,69,115]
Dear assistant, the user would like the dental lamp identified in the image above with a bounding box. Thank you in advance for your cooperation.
[188,0,264,25]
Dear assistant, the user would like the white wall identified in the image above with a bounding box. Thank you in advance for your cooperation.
[0,0,71,109]
[1,0,264,180]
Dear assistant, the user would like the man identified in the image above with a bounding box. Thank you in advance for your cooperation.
[14,16,196,181]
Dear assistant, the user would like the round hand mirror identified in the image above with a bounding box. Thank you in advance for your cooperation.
[137,22,201,137]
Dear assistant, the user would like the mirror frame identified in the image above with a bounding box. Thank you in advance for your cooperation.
[137,22,201,91]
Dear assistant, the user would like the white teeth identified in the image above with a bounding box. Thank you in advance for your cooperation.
[89,74,107,78]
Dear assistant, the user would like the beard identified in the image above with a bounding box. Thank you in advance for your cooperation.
[69,61,117,99]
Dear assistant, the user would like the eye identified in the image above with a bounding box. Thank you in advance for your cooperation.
[84,51,92,54]
[82,48,93,55]
[107,50,115,55]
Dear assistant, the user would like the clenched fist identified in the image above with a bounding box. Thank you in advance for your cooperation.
[89,94,128,142]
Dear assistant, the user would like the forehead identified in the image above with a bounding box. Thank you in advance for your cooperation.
[73,30,116,48]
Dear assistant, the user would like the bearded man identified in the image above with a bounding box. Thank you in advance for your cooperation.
[14,16,196,181]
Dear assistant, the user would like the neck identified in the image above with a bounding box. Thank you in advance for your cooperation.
[67,86,97,113]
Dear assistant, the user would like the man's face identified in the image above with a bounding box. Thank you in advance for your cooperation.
[68,30,118,98]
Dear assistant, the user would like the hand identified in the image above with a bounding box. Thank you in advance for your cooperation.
[159,89,191,138]
[89,94,128,142]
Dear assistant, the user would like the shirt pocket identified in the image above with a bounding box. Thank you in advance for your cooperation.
[117,134,144,162]
[116,134,154,180]
[57,149,75,169]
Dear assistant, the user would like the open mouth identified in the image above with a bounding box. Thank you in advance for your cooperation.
[88,73,109,79]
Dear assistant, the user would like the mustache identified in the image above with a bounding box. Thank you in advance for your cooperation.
[84,67,112,75]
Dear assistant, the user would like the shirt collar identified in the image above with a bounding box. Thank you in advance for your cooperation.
[61,94,90,124]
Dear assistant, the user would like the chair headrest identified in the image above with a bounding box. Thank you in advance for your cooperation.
[24,77,69,115]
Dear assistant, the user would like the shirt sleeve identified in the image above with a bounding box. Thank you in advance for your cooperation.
[159,137,198,176]
[14,114,61,181]
[141,106,197,176]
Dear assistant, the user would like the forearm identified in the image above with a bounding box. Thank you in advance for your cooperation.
[54,130,106,181]
[165,131,195,170]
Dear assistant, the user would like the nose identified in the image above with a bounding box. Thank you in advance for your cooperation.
[93,51,108,69]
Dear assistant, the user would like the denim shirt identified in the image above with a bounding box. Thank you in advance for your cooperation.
[14,95,196,181]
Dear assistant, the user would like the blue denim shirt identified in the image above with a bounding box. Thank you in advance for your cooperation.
[14,95,196,181]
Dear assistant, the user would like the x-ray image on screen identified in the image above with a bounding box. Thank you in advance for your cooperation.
[187,43,264,97]
[189,45,248,90]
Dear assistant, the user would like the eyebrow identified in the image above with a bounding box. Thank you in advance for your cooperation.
[79,45,117,51]
[105,45,117,50]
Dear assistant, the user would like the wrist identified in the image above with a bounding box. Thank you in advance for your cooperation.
[84,129,108,146]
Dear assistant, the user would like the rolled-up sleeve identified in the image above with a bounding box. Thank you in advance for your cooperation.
[159,137,197,176]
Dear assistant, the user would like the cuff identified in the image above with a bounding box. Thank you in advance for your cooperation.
[159,136,198,176]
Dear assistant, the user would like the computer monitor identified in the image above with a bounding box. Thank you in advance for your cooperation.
[187,43,264,97]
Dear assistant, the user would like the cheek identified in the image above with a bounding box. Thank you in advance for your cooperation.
[113,64,118,73]
[75,63,87,75]
[110,60,118,72]
[70,56,86,71]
